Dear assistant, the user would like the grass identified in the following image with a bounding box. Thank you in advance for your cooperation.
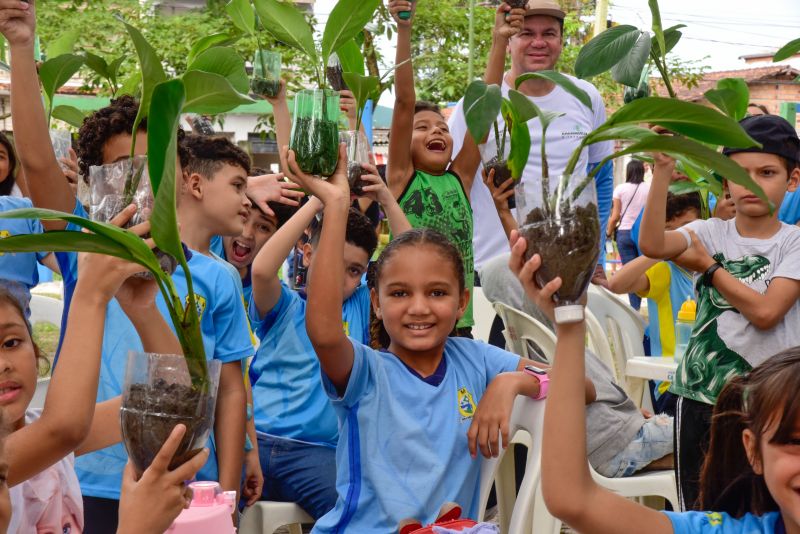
[32,321,59,377]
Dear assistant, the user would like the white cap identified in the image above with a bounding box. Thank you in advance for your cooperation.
[555,304,584,324]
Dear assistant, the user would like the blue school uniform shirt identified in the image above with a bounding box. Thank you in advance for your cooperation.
[312,337,521,533]
[0,197,48,316]
[249,283,371,447]
[56,201,252,500]
[664,511,782,533]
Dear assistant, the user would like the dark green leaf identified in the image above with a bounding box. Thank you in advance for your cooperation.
[514,70,592,110]
[648,0,665,62]
[182,70,255,114]
[52,105,88,129]
[651,24,685,56]
[574,25,640,79]
[45,29,79,59]
[109,55,127,85]
[342,72,379,112]
[120,18,167,130]
[668,180,704,195]
[704,77,749,121]
[611,31,651,86]
[253,0,317,64]
[337,39,365,76]
[507,89,540,124]
[187,46,249,94]
[463,81,502,145]
[774,37,800,62]
[39,54,84,113]
[0,231,133,260]
[83,51,110,80]
[321,0,381,65]
[508,119,531,181]
[601,97,759,148]
[584,125,657,145]
[188,33,240,65]
[226,0,255,35]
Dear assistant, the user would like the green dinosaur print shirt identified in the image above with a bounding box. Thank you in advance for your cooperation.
[398,169,474,329]
[670,218,800,405]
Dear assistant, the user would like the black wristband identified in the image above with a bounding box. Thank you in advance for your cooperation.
[702,262,724,287]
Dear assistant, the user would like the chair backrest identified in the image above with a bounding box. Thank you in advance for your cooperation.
[478,396,547,533]
[493,302,556,363]
[586,285,645,385]
[29,294,64,327]
[471,286,495,343]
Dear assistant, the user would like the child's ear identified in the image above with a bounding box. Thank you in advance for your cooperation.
[370,287,381,319]
[788,167,800,193]
[186,172,204,200]
[456,288,470,320]
[742,428,763,475]
[302,242,313,268]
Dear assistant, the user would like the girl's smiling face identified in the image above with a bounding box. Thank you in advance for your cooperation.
[0,300,37,430]
[372,244,468,362]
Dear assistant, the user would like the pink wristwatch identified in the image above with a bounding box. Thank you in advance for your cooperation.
[524,365,549,400]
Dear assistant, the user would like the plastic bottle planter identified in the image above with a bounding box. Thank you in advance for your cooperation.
[49,129,72,172]
[290,89,340,177]
[479,140,515,209]
[326,53,348,92]
[340,130,370,196]
[251,49,281,99]
[120,352,222,476]
[515,177,600,324]
[88,156,177,276]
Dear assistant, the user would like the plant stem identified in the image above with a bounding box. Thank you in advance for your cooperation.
[501,123,507,156]
[650,51,675,99]
[541,135,550,217]
[494,121,501,156]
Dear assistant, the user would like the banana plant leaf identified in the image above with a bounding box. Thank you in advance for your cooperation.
[704,78,749,121]
[188,33,240,66]
[321,0,381,65]
[651,24,685,57]
[515,71,592,110]
[648,0,666,64]
[52,105,88,129]
[186,46,250,94]
[463,81,502,145]
[337,39,365,76]
[181,70,255,114]
[119,17,167,133]
[611,31,651,87]
[774,37,800,62]
[0,230,134,260]
[39,54,84,121]
[252,0,317,64]
[574,25,641,80]
[46,29,79,59]
[225,0,255,35]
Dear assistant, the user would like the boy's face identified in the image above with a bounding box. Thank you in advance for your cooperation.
[185,163,251,237]
[304,241,370,300]
[102,131,148,165]
[411,110,453,174]
[222,205,278,270]
[727,153,799,218]
[665,208,700,231]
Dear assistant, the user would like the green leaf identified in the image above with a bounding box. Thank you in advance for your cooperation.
[39,54,84,114]
[652,24,685,56]
[83,51,110,80]
[0,230,133,260]
[774,37,800,62]
[704,77,749,121]
[52,105,88,129]
[585,125,657,145]
[321,0,381,66]
[514,70,592,110]
[188,33,240,65]
[601,97,759,148]
[668,180,704,196]
[120,18,167,131]
[226,0,256,35]
[187,46,250,94]
[252,0,317,64]
[500,99,532,180]
[46,29,80,59]
[574,25,641,80]
[507,89,540,124]
[648,0,666,62]
[108,55,127,88]
[611,31,651,86]
[463,81,502,145]
[119,71,142,98]
[182,70,255,114]
[337,38,365,76]
[342,71,379,112]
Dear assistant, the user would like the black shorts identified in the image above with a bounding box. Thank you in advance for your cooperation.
[83,496,119,534]
[674,396,714,511]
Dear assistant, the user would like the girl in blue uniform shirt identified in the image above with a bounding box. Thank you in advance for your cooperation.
[511,232,800,534]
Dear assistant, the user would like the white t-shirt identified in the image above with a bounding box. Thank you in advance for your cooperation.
[449,73,613,270]
[613,181,650,230]
[8,410,84,534]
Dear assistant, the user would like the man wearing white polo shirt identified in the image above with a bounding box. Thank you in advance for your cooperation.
[449,0,614,279]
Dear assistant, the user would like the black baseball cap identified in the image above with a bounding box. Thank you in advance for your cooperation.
[722,115,800,166]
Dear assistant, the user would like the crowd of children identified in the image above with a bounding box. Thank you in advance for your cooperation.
[0,0,798,532]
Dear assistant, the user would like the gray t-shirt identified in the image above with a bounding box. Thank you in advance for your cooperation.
[674,218,800,404]
[478,254,644,467]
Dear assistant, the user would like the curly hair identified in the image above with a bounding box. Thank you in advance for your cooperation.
[181,134,251,179]
[309,207,378,258]
[665,191,702,222]
[0,132,18,196]
[77,95,189,178]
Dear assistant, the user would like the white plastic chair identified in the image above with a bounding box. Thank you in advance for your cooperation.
[238,501,314,534]
[471,286,495,343]
[493,302,556,362]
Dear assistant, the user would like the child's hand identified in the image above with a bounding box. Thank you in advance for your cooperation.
[247,172,304,216]
[117,424,209,534]
[61,147,80,192]
[357,163,391,204]
[241,448,264,507]
[281,144,350,207]
[0,1,34,48]
[467,373,521,458]
[482,167,514,215]
[672,229,715,273]
[339,90,358,126]
[263,79,287,105]
[508,230,562,324]
[387,0,414,26]
[493,3,525,41]
[652,151,675,170]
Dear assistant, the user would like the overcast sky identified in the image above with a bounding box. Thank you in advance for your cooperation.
[313,0,800,106]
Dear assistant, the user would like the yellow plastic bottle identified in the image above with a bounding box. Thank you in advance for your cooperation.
[674,297,696,363]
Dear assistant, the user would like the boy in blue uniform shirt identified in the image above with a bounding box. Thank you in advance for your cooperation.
[3,10,252,529]
[248,151,411,519]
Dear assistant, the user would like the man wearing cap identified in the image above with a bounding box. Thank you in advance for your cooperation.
[449,0,614,285]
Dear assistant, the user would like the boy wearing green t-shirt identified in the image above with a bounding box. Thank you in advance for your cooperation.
[386,0,524,336]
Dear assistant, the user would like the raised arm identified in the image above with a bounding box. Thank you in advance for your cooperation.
[508,233,673,534]
[639,154,692,259]
[1,2,75,227]
[264,80,292,167]
[386,0,416,198]
[358,162,412,235]
[607,256,657,296]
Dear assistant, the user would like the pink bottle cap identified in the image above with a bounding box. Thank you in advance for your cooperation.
[189,481,220,507]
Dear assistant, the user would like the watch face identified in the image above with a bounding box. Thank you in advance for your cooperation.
[525,365,547,376]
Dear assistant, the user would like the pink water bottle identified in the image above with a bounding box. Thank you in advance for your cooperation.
[166,481,236,534]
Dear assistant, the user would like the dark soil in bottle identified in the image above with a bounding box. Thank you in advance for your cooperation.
[487,157,515,209]
[121,379,216,475]
[291,117,340,176]
[326,64,348,92]
[251,77,281,98]
[519,202,600,303]
[348,162,366,196]
[504,0,528,7]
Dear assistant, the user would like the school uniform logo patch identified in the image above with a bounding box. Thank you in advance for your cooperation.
[705,512,723,526]
[0,230,9,256]
[185,294,207,319]
[457,387,476,421]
